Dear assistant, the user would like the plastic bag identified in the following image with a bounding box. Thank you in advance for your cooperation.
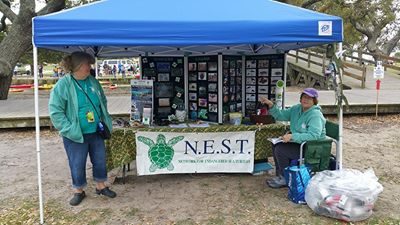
[305,168,383,222]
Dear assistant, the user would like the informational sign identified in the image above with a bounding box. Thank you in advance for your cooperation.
[131,80,153,124]
[136,131,255,175]
[373,61,384,79]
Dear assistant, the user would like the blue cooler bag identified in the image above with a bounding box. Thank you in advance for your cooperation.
[284,164,311,204]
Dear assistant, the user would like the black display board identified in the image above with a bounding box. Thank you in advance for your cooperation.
[188,56,219,122]
[141,57,185,120]
[222,56,243,121]
[244,54,284,116]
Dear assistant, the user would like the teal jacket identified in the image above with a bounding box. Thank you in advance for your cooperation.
[269,104,326,143]
[49,74,113,143]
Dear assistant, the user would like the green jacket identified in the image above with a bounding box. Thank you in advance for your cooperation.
[269,104,326,143]
[49,74,113,143]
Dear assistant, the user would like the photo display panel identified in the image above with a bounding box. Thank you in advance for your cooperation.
[222,56,243,121]
[141,57,185,120]
[188,56,219,123]
[244,54,284,116]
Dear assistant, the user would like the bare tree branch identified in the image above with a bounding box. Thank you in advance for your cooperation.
[382,30,400,55]
[302,0,324,8]
[0,0,17,23]
[37,0,65,16]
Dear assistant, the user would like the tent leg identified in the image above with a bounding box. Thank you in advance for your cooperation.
[34,47,45,224]
[338,42,343,170]
[122,165,126,184]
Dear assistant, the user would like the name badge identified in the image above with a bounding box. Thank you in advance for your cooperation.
[86,111,95,123]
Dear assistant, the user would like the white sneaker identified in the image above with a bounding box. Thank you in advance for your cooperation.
[266,176,287,188]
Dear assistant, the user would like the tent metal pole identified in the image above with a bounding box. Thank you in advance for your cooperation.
[95,57,99,78]
[33,46,45,224]
[338,42,343,170]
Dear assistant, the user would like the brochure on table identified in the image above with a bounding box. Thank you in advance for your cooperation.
[130,80,154,124]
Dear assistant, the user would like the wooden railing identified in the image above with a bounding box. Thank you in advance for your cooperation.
[343,49,400,73]
[288,47,368,88]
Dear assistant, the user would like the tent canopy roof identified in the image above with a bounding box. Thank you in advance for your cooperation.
[33,0,343,57]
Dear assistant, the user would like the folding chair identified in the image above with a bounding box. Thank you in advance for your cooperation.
[299,120,339,172]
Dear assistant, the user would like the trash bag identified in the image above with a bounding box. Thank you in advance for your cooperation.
[305,168,383,222]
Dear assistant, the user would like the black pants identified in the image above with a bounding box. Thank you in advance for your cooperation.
[272,142,301,176]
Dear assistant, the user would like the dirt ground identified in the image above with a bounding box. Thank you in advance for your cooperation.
[1,114,400,225]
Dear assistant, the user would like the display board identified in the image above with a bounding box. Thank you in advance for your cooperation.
[244,54,284,116]
[141,57,185,122]
[131,80,154,124]
[222,56,243,121]
[187,56,219,123]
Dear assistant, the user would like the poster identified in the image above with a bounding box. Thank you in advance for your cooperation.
[131,80,153,124]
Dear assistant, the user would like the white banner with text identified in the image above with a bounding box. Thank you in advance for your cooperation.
[136,131,255,175]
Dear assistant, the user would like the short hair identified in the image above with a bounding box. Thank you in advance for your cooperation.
[60,52,95,73]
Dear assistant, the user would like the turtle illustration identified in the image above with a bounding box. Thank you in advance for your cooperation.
[137,134,184,172]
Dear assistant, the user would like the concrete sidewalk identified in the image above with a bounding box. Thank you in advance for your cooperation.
[1,89,399,128]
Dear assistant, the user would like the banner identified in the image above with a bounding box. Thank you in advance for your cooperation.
[136,131,256,175]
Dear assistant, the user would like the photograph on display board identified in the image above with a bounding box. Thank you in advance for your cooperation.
[236,77,242,85]
[189,63,197,71]
[189,83,197,91]
[198,86,207,97]
[158,73,170,82]
[246,60,257,68]
[198,109,208,119]
[208,73,218,82]
[246,94,256,102]
[198,98,208,107]
[208,83,218,92]
[223,86,229,95]
[142,68,156,76]
[236,93,242,101]
[271,68,283,76]
[208,93,218,103]
[155,83,174,98]
[175,77,181,83]
[198,72,207,80]
[189,102,197,110]
[271,59,284,68]
[156,62,170,72]
[189,72,197,81]
[258,69,269,76]
[229,69,236,76]
[258,86,269,94]
[246,69,256,76]
[171,67,183,76]
[258,77,269,85]
[157,107,172,117]
[246,85,256,93]
[258,59,269,68]
[208,62,218,71]
[237,103,242,111]
[198,62,207,71]
[246,77,256,85]
[189,92,197,101]
[270,76,281,84]
[209,104,218,113]
[230,79,235,86]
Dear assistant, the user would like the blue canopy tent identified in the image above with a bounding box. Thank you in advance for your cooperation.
[32,0,343,223]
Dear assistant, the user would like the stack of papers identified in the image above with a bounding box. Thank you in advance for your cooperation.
[268,137,283,145]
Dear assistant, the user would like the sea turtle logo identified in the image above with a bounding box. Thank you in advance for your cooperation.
[137,134,184,172]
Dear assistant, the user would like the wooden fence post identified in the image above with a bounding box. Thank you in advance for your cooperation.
[358,49,362,66]
[307,49,311,68]
[361,65,367,89]
[296,50,299,63]
[322,54,326,75]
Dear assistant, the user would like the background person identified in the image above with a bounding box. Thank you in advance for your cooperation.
[260,88,326,188]
[48,51,116,206]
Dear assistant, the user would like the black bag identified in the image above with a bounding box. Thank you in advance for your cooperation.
[97,121,111,140]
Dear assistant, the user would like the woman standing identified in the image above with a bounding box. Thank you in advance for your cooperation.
[260,88,326,188]
[49,52,116,206]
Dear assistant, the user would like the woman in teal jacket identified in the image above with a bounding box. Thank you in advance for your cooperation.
[49,52,116,206]
[260,88,326,188]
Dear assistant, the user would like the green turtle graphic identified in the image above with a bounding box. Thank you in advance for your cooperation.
[137,134,184,172]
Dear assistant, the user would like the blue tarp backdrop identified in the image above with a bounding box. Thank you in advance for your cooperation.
[33,0,343,56]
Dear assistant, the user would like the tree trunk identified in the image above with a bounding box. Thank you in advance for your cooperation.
[0,0,64,100]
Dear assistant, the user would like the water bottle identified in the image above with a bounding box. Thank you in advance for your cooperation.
[98,122,104,131]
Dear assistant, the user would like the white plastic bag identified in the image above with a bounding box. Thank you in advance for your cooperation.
[305,168,383,222]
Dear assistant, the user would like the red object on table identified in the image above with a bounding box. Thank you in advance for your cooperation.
[376,79,381,90]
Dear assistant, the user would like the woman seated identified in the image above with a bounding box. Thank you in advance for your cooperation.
[260,88,326,188]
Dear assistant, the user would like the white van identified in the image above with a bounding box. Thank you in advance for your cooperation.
[100,59,132,74]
